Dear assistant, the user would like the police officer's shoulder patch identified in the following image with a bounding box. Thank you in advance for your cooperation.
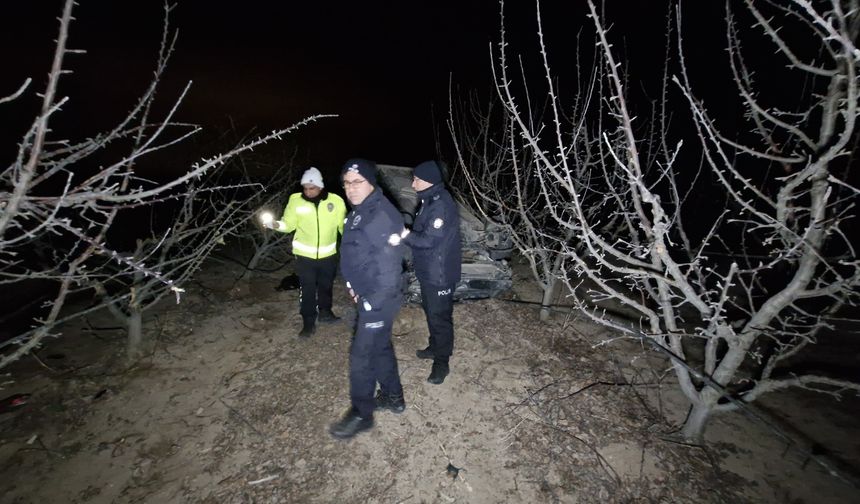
[433,218,444,229]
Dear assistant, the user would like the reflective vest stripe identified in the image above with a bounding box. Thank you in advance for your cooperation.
[292,239,337,256]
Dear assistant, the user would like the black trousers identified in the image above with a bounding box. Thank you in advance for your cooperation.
[419,282,455,362]
[295,255,337,319]
[349,295,403,418]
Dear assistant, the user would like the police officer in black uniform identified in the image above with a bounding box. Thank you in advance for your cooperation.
[329,158,407,440]
[392,160,461,385]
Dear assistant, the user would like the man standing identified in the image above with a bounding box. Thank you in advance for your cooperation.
[392,161,461,385]
[329,158,406,440]
[266,167,346,338]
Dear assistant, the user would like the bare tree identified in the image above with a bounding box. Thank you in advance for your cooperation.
[667,0,860,439]
[0,0,333,368]
[447,33,626,321]
[457,0,860,442]
[91,170,259,360]
[447,89,563,321]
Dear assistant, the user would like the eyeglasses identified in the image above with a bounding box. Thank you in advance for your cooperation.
[342,178,367,188]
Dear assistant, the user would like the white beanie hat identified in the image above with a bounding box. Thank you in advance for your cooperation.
[300,167,324,189]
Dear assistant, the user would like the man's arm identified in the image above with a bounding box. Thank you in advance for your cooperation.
[402,204,447,249]
[362,209,403,310]
[278,194,299,233]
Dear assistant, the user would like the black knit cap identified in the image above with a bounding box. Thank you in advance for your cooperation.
[413,160,443,185]
[341,158,377,186]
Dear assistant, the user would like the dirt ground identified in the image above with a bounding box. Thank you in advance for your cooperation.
[1,254,859,503]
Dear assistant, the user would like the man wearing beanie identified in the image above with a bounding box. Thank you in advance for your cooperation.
[265,166,346,338]
[391,160,461,385]
[330,158,407,439]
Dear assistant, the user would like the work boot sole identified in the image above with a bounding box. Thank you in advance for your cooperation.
[329,418,374,439]
[427,374,448,385]
[375,401,406,414]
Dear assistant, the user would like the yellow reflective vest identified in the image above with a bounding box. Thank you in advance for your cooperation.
[278,192,346,259]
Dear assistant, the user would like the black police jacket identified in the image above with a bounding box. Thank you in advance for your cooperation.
[340,188,405,310]
[403,183,462,287]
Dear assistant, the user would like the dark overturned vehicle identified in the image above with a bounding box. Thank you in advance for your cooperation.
[376,164,513,303]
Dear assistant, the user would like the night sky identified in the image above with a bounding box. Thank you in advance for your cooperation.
[3,1,721,176]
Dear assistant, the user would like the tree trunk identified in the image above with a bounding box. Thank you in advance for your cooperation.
[241,249,263,284]
[538,277,557,322]
[246,248,263,272]
[126,307,143,362]
[239,244,271,287]
[539,252,568,323]
[680,401,713,444]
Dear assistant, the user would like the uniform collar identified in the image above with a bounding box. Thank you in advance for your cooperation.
[301,189,328,204]
[416,183,444,199]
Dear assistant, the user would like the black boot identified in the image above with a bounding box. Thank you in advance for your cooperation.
[374,391,406,414]
[427,361,449,385]
[329,408,374,439]
[317,308,341,323]
[415,345,434,360]
[298,316,316,338]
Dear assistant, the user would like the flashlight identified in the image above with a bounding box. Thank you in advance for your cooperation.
[260,211,274,225]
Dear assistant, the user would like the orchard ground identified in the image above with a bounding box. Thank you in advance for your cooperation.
[1,253,858,503]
